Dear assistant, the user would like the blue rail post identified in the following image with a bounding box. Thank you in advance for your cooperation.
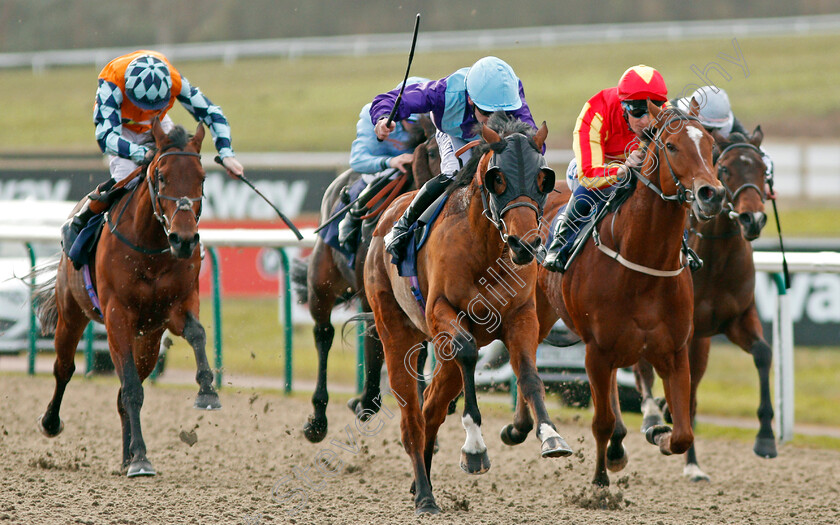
[25,243,37,375]
[277,248,293,394]
[510,372,517,411]
[207,247,223,389]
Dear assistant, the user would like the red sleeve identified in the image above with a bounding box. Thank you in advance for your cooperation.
[572,94,622,190]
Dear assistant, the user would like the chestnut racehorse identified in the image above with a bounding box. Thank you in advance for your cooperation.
[634,126,774,482]
[36,120,212,477]
[366,115,569,515]
[293,119,439,443]
[528,100,725,487]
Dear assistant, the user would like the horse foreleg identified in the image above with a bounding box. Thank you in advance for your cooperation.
[181,311,221,410]
[648,346,694,456]
[585,344,616,486]
[606,370,629,472]
[39,310,86,437]
[429,299,491,476]
[504,308,572,459]
[683,336,711,482]
[726,305,777,459]
[420,358,463,486]
[634,357,664,432]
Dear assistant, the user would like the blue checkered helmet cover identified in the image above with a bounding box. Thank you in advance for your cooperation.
[124,55,172,110]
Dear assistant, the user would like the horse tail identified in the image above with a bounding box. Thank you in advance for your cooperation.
[341,312,376,342]
[29,258,60,335]
[290,257,310,304]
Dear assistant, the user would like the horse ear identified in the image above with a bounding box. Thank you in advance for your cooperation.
[688,96,701,118]
[648,99,665,126]
[533,121,548,151]
[151,117,167,146]
[750,125,764,148]
[711,128,729,146]
[420,115,435,140]
[481,123,501,144]
[192,123,206,152]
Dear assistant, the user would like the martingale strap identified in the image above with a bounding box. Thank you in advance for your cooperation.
[592,218,686,277]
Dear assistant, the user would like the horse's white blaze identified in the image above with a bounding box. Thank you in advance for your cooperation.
[740,154,753,164]
[683,462,710,482]
[538,422,562,443]
[641,397,662,420]
[686,126,710,171]
[461,414,487,454]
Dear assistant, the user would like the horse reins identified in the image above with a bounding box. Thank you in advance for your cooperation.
[148,149,204,236]
[593,113,709,277]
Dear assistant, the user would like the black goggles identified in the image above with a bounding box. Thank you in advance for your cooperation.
[621,99,665,118]
[474,105,493,117]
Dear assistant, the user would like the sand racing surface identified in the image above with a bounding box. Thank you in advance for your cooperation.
[1,374,839,524]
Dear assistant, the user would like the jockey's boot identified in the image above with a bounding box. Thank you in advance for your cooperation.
[61,178,118,252]
[337,181,380,253]
[543,192,592,273]
[384,173,450,259]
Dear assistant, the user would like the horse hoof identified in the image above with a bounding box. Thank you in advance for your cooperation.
[347,397,375,422]
[126,459,156,478]
[606,445,628,472]
[460,449,491,474]
[645,424,672,455]
[433,438,440,455]
[37,415,63,438]
[193,392,222,410]
[302,415,327,443]
[641,414,664,433]
[415,497,441,515]
[499,424,528,446]
[753,437,778,459]
[683,463,710,482]
[541,436,574,458]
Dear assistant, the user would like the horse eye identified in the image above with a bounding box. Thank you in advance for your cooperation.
[666,142,677,152]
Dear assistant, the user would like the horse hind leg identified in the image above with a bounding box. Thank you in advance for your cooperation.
[39,310,87,437]
[119,349,155,477]
[500,384,534,446]
[634,357,665,432]
[348,323,385,422]
[182,312,221,410]
[606,370,629,472]
[682,336,711,482]
[303,322,334,443]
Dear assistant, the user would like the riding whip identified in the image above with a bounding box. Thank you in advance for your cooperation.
[213,156,304,240]
[767,177,790,289]
[313,169,398,234]
[377,13,421,142]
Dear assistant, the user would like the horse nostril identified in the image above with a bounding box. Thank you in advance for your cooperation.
[192,233,200,244]
[168,233,180,245]
[738,213,754,227]
[697,185,719,203]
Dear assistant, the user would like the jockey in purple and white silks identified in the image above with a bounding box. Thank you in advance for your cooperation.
[370,56,541,259]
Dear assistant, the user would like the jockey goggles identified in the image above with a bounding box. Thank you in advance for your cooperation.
[621,99,665,119]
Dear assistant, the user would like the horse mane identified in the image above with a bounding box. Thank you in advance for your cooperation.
[140,125,190,166]
[446,112,538,194]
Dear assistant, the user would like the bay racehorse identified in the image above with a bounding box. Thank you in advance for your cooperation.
[528,100,725,487]
[366,114,569,514]
[293,117,439,442]
[36,119,214,477]
[634,126,773,482]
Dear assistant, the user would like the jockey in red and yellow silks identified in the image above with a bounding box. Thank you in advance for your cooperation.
[543,65,669,272]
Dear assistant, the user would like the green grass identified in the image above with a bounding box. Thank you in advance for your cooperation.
[2,33,840,153]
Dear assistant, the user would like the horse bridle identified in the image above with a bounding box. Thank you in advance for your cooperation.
[147,148,204,238]
[633,114,705,205]
[716,142,767,204]
[478,146,549,242]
